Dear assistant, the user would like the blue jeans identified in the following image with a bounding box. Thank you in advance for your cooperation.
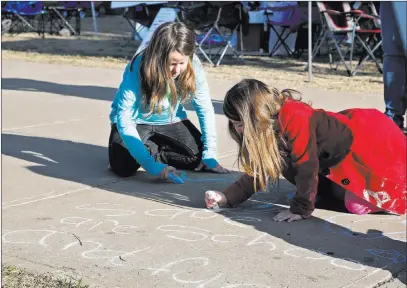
[381,1,407,128]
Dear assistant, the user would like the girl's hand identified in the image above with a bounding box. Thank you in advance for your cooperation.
[204,190,227,208]
[195,162,229,174]
[273,209,303,222]
[159,165,177,181]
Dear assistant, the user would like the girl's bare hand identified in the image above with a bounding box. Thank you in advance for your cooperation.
[204,190,227,208]
[159,165,177,180]
[273,209,303,223]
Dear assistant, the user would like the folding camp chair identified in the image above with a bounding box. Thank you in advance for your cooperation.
[2,19,12,35]
[43,1,84,35]
[1,1,46,36]
[313,1,382,76]
[263,2,308,57]
[179,1,246,67]
[122,2,163,45]
[349,1,383,76]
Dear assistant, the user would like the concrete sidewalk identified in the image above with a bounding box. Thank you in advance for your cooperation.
[2,60,406,288]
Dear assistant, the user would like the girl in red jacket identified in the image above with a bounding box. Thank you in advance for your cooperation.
[205,79,406,222]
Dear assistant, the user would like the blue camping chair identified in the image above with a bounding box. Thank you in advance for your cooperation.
[1,1,46,36]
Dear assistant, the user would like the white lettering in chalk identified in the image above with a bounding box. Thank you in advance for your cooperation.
[330,258,366,271]
[224,216,262,228]
[282,247,366,271]
[142,257,210,276]
[2,229,59,247]
[142,257,223,287]
[145,208,191,219]
[79,240,149,266]
[156,226,277,249]
[145,208,271,221]
[161,191,190,202]
[246,233,276,251]
[76,203,136,217]
[60,217,137,235]
[190,209,218,219]
[211,235,248,243]
[2,229,149,267]
[141,257,269,288]
[87,220,119,231]
[60,216,93,228]
[145,208,218,220]
[62,240,149,266]
[157,225,210,242]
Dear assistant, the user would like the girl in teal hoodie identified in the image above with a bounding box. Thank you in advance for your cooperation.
[109,22,228,181]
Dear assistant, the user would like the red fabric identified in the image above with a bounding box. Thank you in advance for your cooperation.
[278,101,320,216]
[344,191,383,215]
[279,100,406,215]
[357,29,381,33]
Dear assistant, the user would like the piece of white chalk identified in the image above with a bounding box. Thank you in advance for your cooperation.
[206,190,221,212]
[212,203,220,212]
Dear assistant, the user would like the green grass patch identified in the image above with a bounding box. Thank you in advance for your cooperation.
[2,265,89,288]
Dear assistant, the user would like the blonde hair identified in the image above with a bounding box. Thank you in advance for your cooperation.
[223,79,302,191]
[132,22,196,115]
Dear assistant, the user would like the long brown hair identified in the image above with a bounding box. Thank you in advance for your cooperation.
[223,79,302,191]
[136,22,196,115]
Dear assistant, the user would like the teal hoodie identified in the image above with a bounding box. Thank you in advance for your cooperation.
[109,54,218,176]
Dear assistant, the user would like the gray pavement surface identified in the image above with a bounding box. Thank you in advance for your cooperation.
[2,60,406,288]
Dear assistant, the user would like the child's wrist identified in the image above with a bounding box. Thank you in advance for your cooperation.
[218,192,228,206]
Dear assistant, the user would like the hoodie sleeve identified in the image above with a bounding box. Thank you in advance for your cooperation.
[223,174,258,207]
[279,101,319,218]
[190,55,218,169]
[115,64,165,176]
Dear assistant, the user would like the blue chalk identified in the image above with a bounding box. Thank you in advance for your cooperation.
[168,173,184,184]
[287,192,295,199]
[179,171,187,180]
[255,204,274,209]
[367,249,406,263]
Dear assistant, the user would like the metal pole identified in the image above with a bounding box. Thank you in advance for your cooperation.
[308,1,312,82]
[91,1,98,34]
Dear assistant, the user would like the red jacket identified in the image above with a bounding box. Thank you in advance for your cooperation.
[223,100,406,216]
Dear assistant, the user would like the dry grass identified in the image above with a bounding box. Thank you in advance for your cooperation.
[2,15,384,94]
[1,265,89,288]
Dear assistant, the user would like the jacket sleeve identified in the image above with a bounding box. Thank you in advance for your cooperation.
[280,103,319,217]
[223,174,258,207]
[190,55,218,169]
[116,65,166,176]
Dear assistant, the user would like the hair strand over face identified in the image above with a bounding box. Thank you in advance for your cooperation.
[223,79,303,191]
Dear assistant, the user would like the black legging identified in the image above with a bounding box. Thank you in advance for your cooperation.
[108,120,203,177]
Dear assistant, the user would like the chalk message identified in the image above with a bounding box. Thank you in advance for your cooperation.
[3,200,406,287]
